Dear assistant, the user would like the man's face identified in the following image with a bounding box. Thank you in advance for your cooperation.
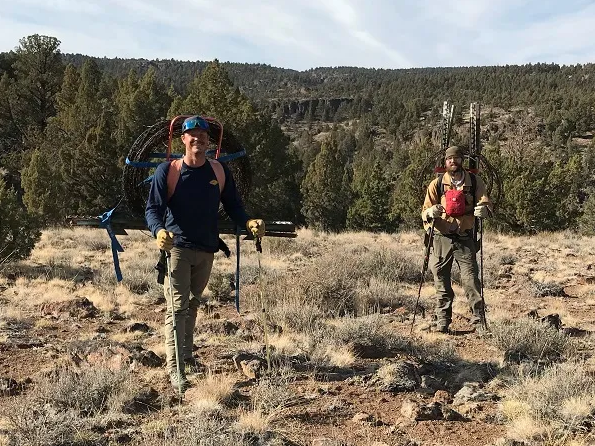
[445,155,463,173]
[181,128,209,154]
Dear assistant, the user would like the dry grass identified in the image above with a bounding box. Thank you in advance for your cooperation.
[502,362,595,443]
[6,227,595,445]
[320,344,357,367]
[326,314,409,357]
[135,416,244,446]
[489,318,575,363]
[185,371,237,413]
[235,409,270,434]
[0,366,138,445]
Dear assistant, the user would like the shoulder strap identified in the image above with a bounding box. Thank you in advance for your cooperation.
[470,172,477,207]
[208,159,225,193]
[435,173,445,199]
[166,159,183,201]
[166,158,226,201]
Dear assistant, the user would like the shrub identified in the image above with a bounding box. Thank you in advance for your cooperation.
[0,178,41,263]
[502,362,595,442]
[328,314,409,358]
[2,366,137,446]
[208,270,233,301]
[489,318,574,363]
[530,280,566,298]
[36,367,134,416]
[250,376,299,414]
[138,416,244,446]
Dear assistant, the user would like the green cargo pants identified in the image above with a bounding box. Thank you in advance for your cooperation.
[164,247,214,375]
[430,233,483,330]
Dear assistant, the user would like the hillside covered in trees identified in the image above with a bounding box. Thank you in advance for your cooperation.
[2,34,595,260]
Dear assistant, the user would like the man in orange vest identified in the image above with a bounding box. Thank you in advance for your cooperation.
[421,146,492,334]
[146,115,264,391]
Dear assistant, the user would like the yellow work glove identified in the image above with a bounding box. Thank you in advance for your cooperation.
[156,229,174,251]
[246,219,265,237]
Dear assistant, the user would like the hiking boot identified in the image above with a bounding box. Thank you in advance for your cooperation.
[184,357,204,373]
[169,371,190,392]
[432,324,449,334]
[470,313,488,334]
[473,320,489,335]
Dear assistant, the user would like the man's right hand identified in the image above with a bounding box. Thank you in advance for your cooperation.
[423,205,444,221]
[156,229,174,251]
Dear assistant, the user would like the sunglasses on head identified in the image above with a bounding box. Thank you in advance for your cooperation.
[182,116,209,133]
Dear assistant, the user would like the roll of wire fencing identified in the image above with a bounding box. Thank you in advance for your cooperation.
[122,117,252,218]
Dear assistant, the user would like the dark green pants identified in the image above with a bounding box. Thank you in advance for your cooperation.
[430,233,483,329]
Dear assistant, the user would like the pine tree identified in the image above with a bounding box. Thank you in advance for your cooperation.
[0,177,40,261]
[22,59,122,220]
[170,60,301,221]
[347,161,394,232]
[21,149,62,221]
[389,135,435,229]
[10,35,63,144]
[115,67,170,147]
[301,135,351,231]
[0,73,21,176]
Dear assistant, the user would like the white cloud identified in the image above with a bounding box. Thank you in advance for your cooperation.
[0,0,593,70]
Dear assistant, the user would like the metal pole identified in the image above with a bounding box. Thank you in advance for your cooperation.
[235,226,240,313]
[411,221,435,335]
[254,235,271,374]
[479,219,488,331]
[166,252,184,397]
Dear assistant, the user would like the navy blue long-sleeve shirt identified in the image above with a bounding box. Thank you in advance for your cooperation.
[145,160,250,252]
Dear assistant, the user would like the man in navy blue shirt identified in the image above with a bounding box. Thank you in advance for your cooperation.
[146,115,264,391]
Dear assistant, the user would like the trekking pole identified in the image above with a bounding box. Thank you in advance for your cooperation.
[410,220,435,335]
[253,230,271,374]
[235,226,241,313]
[166,251,184,398]
[479,218,488,331]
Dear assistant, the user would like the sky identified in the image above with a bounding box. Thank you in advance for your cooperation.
[1,0,595,71]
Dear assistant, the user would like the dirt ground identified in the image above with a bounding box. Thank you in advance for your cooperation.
[1,228,594,446]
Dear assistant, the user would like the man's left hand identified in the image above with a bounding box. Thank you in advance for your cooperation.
[474,205,490,218]
[246,219,265,237]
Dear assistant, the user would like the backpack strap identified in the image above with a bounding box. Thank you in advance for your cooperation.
[469,172,477,208]
[435,173,445,200]
[436,171,478,215]
[208,159,225,193]
[167,159,183,201]
[166,158,226,201]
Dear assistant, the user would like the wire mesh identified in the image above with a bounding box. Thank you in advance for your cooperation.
[122,119,252,218]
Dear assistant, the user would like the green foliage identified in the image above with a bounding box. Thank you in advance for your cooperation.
[578,192,595,235]
[21,149,62,222]
[301,133,352,231]
[115,68,170,145]
[11,35,63,138]
[347,161,395,232]
[0,35,63,177]
[22,59,124,220]
[389,134,436,229]
[7,34,595,234]
[0,178,40,261]
[170,59,302,221]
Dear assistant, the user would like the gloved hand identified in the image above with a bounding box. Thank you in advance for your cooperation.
[474,205,490,218]
[156,229,175,251]
[423,205,443,221]
[246,219,265,237]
